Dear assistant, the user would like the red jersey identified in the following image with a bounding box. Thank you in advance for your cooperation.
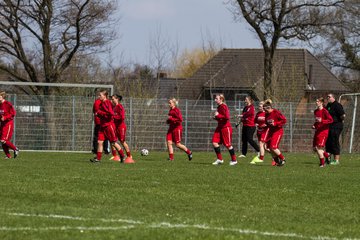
[265,109,286,131]
[241,104,255,127]
[93,99,101,125]
[167,107,183,130]
[313,108,333,132]
[215,103,231,128]
[96,99,114,127]
[113,103,125,127]
[0,100,16,124]
[255,111,267,132]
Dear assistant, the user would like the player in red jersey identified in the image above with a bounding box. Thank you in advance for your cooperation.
[0,91,19,159]
[212,94,237,166]
[263,99,287,166]
[92,95,110,154]
[166,98,192,161]
[237,95,260,159]
[312,97,333,167]
[250,101,268,164]
[111,94,132,162]
[90,90,124,163]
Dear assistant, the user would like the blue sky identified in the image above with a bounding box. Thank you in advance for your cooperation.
[109,0,262,65]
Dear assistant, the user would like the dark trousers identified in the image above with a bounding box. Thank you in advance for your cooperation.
[325,127,342,155]
[241,126,260,155]
[92,124,110,154]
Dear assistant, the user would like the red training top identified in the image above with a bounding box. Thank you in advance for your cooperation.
[167,107,183,130]
[215,103,231,128]
[96,99,114,127]
[313,108,333,132]
[0,100,16,124]
[93,99,101,125]
[241,104,256,127]
[255,111,267,132]
[113,103,126,127]
[265,109,286,131]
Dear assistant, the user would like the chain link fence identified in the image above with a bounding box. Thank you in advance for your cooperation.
[8,94,359,153]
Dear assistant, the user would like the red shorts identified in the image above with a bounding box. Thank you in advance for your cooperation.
[0,121,14,142]
[266,128,283,149]
[116,124,127,142]
[313,130,328,148]
[167,127,182,143]
[212,126,233,148]
[98,123,118,143]
[257,128,269,142]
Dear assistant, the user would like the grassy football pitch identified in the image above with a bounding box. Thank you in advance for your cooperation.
[0,151,359,240]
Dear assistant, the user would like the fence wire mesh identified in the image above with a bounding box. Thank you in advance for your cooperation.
[8,95,359,153]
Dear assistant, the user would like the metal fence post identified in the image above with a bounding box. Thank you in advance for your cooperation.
[72,96,76,151]
[129,97,133,149]
[349,96,357,153]
[185,99,188,146]
[238,101,241,152]
[90,97,95,152]
[289,102,293,152]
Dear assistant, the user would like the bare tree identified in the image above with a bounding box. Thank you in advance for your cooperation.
[227,0,344,99]
[148,25,175,75]
[0,0,117,94]
[313,1,360,89]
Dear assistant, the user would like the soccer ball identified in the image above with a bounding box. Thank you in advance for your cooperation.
[141,149,149,156]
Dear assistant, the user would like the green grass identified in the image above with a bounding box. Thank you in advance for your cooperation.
[0,151,359,240]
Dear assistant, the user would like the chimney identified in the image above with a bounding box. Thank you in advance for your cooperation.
[157,72,167,79]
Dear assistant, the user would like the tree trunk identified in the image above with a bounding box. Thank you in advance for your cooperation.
[263,50,274,100]
[40,89,59,150]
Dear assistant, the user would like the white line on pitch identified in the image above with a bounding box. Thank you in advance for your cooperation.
[6,212,360,240]
[0,226,135,231]
[148,223,341,240]
[8,212,143,224]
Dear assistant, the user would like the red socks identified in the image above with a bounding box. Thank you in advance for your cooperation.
[111,149,117,156]
[118,149,125,158]
[96,152,102,161]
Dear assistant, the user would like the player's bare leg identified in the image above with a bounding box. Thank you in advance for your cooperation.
[258,141,265,162]
[315,146,325,167]
[110,142,125,162]
[175,142,192,161]
[120,140,132,158]
[90,140,103,162]
[227,145,237,165]
[167,140,174,161]
[270,148,285,166]
[212,142,223,165]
